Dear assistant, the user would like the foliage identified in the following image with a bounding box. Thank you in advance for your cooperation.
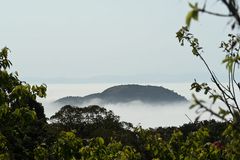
[0,47,237,159]
[185,0,240,29]
[131,125,226,160]
[0,47,48,159]
[0,48,238,160]
[48,105,230,159]
[33,131,141,160]
[49,105,136,146]
[176,0,240,125]
[176,27,240,122]
[176,0,240,159]
[2,1,240,159]
[50,105,121,128]
[3,51,227,160]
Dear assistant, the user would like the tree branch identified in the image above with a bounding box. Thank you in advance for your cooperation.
[198,9,233,17]
[221,0,240,25]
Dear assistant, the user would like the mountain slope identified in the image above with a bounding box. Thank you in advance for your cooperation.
[55,84,188,106]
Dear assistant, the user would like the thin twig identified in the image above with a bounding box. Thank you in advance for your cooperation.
[198,54,234,116]
[185,114,194,123]
[230,63,240,112]
[198,8,233,17]
[194,97,228,121]
[221,0,240,25]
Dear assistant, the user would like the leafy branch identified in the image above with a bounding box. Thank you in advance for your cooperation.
[186,1,240,29]
[177,27,240,122]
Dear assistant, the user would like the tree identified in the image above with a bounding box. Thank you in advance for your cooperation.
[176,0,240,123]
[4,1,240,159]
[0,47,48,159]
[176,0,240,158]
[50,105,136,145]
[50,105,123,132]
[185,0,240,29]
[34,131,141,160]
[0,47,234,159]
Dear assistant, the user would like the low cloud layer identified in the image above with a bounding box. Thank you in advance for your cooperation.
[43,100,216,128]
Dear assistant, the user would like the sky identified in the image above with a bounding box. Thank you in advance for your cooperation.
[0,0,235,84]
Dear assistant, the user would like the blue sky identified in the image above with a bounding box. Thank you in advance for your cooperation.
[0,0,234,83]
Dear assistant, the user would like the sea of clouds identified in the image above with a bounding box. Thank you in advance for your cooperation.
[38,83,222,128]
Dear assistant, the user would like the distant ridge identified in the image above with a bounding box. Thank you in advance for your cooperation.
[55,84,188,106]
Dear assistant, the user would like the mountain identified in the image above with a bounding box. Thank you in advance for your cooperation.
[54,84,188,106]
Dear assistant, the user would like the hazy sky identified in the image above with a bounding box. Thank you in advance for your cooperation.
[0,0,234,83]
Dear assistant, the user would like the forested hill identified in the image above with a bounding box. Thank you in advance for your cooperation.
[55,84,188,106]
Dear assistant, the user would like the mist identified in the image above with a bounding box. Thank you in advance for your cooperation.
[43,100,216,128]
[39,83,218,128]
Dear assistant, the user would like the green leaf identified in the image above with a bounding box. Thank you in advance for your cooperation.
[13,108,20,117]
[176,30,184,42]
[218,107,230,118]
[186,11,193,27]
[153,148,158,156]
[192,47,199,56]
[97,137,104,146]
[186,3,198,27]
[145,144,150,151]
[188,2,195,9]
[192,10,198,21]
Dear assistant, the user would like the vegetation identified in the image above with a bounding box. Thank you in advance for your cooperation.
[0,49,231,159]
[176,0,240,158]
[0,49,235,159]
[1,0,240,159]
[0,47,47,159]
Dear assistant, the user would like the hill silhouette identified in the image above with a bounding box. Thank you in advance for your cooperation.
[55,84,188,106]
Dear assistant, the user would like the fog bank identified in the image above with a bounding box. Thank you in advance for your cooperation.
[38,83,218,128]
[43,100,216,128]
